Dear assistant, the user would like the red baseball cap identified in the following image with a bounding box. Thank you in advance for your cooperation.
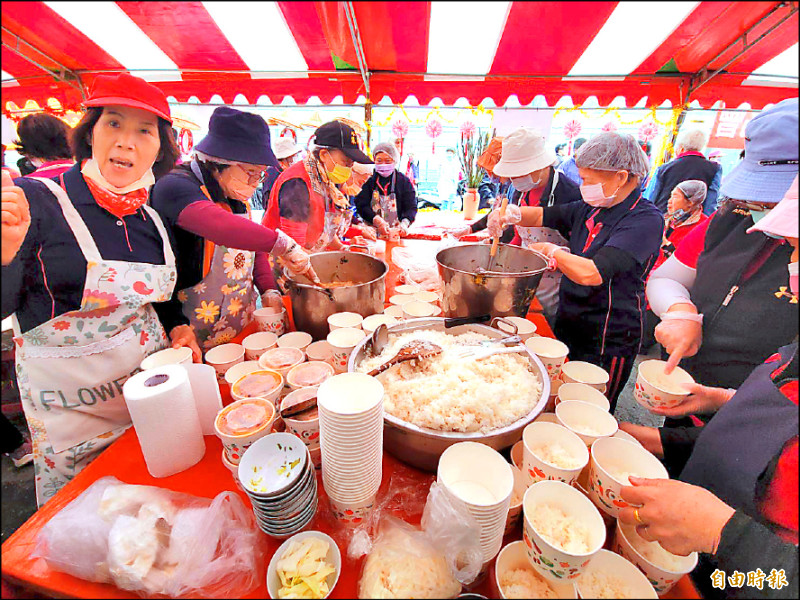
[83,73,172,123]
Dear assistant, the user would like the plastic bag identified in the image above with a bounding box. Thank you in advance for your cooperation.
[358,517,463,599]
[32,476,264,598]
[392,234,461,293]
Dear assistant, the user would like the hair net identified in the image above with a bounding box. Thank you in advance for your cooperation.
[574,133,650,179]
[674,179,708,206]
[372,141,399,164]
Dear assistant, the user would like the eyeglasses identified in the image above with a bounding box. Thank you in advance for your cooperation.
[235,163,268,184]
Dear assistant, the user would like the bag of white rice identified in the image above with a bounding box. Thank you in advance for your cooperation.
[529,504,592,554]
[500,567,558,599]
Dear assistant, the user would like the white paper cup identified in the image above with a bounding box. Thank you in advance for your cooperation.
[266,531,341,599]
[327,312,364,332]
[395,284,421,295]
[328,492,379,525]
[383,305,405,319]
[388,294,415,306]
[511,440,524,471]
[231,369,284,406]
[286,361,334,391]
[361,314,398,335]
[496,316,538,341]
[281,388,321,450]
[318,373,384,416]
[204,343,245,381]
[614,519,698,595]
[555,401,618,446]
[522,421,589,486]
[241,331,278,361]
[140,347,192,371]
[557,383,611,412]
[575,549,658,599]
[588,437,668,518]
[535,413,560,425]
[525,337,569,380]
[214,398,276,464]
[522,481,605,583]
[254,306,286,336]
[402,301,437,319]
[560,361,609,392]
[306,340,334,362]
[496,540,577,599]
[635,359,695,410]
[224,360,263,386]
[412,290,439,304]
[326,328,366,373]
[258,347,306,381]
[277,331,313,352]
[612,428,643,446]
[504,466,529,536]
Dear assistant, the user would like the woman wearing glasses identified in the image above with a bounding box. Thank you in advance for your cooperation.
[151,107,317,350]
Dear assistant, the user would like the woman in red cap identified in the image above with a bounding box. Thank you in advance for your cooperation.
[1,73,196,506]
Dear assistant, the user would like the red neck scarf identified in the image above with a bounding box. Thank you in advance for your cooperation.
[83,175,150,219]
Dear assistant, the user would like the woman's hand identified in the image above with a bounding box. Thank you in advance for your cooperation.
[487,203,521,238]
[260,289,284,311]
[655,315,703,374]
[617,422,664,458]
[449,225,473,239]
[528,241,559,258]
[372,216,391,237]
[2,170,31,266]
[360,225,377,242]
[650,383,735,417]
[619,477,735,556]
[169,325,202,363]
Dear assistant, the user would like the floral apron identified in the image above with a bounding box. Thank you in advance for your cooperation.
[515,171,567,321]
[14,177,176,506]
[177,163,256,351]
[370,172,399,227]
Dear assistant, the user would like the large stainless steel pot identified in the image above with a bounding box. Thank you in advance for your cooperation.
[348,317,550,471]
[284,251,388,340]
[436,243,548,318]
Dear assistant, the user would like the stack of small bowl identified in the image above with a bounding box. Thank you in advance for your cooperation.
[437,441,513,563]
[318,373,384,524]
[237,432,318,538]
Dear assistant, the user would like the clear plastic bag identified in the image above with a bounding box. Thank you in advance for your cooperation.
[392,234,461,293]
[32,476,264,598]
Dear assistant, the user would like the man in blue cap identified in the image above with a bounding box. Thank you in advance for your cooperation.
[151,106,318,349]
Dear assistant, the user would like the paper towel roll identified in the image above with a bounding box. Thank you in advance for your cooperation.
[182,363,223,436]
[123,365,205,478]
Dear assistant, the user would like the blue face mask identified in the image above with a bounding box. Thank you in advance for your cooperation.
[750,208,783,238]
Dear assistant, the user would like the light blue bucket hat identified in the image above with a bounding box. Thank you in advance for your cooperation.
[719,97,798,204]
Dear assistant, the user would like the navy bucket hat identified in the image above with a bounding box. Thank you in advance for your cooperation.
[195,106,278,168]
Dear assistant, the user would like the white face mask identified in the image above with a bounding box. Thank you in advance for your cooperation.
[81,158,155,194]
[580,176,624,208]
[511,174,542,193]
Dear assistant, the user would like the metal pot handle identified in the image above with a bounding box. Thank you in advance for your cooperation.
[491,316,519,334]
[277,272,294,295]
[444,314,492,328]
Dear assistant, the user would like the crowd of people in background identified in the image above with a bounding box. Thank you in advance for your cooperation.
[1,73,797,598]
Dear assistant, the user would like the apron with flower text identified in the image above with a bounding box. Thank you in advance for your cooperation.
[371,172,399,227]
[14,177,176,506]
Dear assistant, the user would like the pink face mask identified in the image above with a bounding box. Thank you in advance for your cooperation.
[789,261,798,296]
[580,181,621,208]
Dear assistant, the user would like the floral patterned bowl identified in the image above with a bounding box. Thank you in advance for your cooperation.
[495,540,577,599]
[522,421,589,486]
[522,481,605,583]
[613,519,698,595]
[635,360,695,410]
[555,401,618,447]
[575,549,657,599]
[587,437,669,518]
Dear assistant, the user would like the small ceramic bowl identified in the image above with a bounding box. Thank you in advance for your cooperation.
[574,549,657,599]
[588,437,669,518]
[614,519,698,595]
[556,383,610,412]
[277,331,313,352]
[522,480,606,583]
[237,432,309,497]
[555,401,618,446]
[495,540,577,599]
[635,359,695,410]
[266,531,341,599]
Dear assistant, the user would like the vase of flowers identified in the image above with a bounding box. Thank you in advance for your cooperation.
[457,128,491,220]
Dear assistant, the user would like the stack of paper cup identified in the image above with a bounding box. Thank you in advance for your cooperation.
[318,373,384,524]
[437,441,514,563]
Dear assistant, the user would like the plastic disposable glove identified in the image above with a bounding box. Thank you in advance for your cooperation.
[650,383,735,418]
[654,317,703,374]
[398,220,410,237]
[449,225,473,239]
[487,203,521,239]
[372,216,391,237]
[272,230,320,283]
[619,478,735,556]
[360,225,377,241]
[260,289,284,312]
[2,169,30,266]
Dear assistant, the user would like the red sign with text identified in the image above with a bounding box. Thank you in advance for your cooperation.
[707,111,756,149]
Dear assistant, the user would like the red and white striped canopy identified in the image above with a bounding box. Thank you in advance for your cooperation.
[2,1,797,113]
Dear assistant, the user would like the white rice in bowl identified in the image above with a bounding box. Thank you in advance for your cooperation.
[529,504,592,554]
[500,567,559,599]
[357,330,542,433]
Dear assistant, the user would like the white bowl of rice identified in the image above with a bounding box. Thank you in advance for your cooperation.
[496,540,577,599]
[555,401,617,446]
[522,421,589,486]
[351,319,550,471]
[635,359,695,410]
[522,480,605,583]
[613,519,698,595]
[575,549,657,599]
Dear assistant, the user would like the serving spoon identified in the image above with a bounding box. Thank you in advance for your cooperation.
[367,340,443,377]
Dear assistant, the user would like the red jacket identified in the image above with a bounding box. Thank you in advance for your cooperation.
[262,159,326,249]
